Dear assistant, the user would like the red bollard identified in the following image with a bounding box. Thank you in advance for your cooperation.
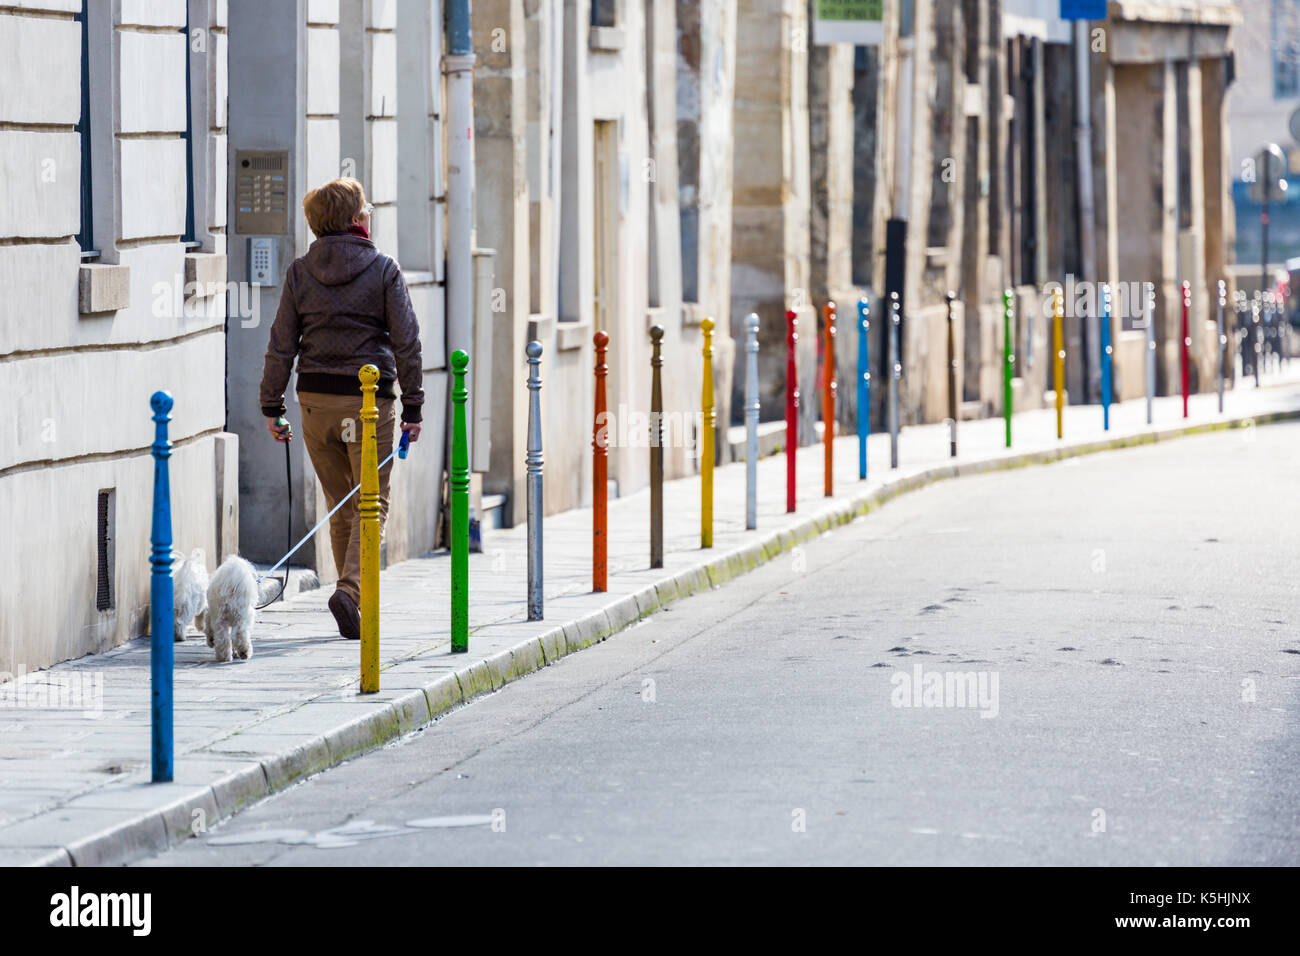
[822,302,836,497]
[1181,281,1190,418]
[593,330,609,592]
[786,309,799,513]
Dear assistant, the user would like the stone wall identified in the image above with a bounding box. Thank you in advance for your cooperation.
[0,0,232,673]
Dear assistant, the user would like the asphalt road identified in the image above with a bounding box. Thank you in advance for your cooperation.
[139,423,1300,866]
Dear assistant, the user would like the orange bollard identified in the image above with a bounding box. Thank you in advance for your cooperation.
[822,301,836,497]
[593,330,609,592]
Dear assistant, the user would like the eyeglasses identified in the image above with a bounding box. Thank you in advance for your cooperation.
[361,203,374,217]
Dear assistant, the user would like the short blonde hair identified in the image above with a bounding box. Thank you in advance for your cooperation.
[303,177,366,236]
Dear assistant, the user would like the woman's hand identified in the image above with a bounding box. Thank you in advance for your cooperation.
[266,417,293,442]
[401,422,421,443]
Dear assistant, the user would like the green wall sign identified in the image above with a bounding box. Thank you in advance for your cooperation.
[814,0,884,45]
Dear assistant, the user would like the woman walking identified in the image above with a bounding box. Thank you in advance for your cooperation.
[258,177,424,639]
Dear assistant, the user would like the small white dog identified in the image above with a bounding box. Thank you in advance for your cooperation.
[172,548,209,643]
[204,555,258,662]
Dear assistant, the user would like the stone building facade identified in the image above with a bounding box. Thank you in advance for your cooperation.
[225,0,448,583]
[1,0,233,675]
[480,0,735,524]
[1,0,1245,676]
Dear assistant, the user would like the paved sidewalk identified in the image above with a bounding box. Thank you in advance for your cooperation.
[3,371,1299,866]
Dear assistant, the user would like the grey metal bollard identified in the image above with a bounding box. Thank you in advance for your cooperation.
[745,313,760,530]
[889,292,901,469]
[1252,294,1262,387]
[526,341,543,621]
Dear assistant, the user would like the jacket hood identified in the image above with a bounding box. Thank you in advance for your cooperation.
[301,234,380,286]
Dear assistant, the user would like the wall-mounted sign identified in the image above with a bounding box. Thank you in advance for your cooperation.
[1060,0,1107,20]
[813,0,883,46]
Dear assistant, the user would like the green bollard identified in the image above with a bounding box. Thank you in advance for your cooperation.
[450,349,470,653]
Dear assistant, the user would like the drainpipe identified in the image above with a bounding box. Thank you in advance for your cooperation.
[446,0,475,467]
[1074,19,1099,404]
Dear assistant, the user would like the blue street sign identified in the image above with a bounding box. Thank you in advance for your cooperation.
[1061,0,1106,19]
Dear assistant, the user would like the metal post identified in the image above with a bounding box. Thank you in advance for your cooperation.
[450,350,470,652]
[649,325,664,568]
[1003,289,1014,447]
[1270,290,1278,369]
[945,290,957,457]
[1279,287,1289,366]
[889,292,901,469]
[1145,283,1156,424]
[149,390,174,783]
[822,301,836,496]
[1180,280,1191,418]
[593,331,609,591]
[701,317,715,548]
[1239,291,1250,382]
[358,365,380,691]
[1216,280,1226,413]
[1101,284,1113,431]
[744,313,759,530]
[785,309,798,512]
[1053,287,1065,440]
[1252,294,1261,387]
[1270,292,1279,372]
[1261,149,1271,307]
[526,341,543,621]
[1282,286,1291,367]
[857,298,870,480]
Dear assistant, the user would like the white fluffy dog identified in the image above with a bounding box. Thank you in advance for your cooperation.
[204,556,258,662]
[172,548,209,642]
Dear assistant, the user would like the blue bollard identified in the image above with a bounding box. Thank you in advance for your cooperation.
[857,297,870,480]
[149,391,174,783]
[1101,284,1113,430]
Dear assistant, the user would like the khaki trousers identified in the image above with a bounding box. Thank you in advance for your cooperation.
[298,391,396,603]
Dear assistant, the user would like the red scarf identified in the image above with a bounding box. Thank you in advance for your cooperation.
[347,224,370,240]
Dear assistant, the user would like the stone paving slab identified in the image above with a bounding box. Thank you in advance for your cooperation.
[2,370,1299,865]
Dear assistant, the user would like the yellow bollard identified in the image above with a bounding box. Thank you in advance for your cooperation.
[701,317,715,549]
[358,364,381,693]
[1053,288,1065,440]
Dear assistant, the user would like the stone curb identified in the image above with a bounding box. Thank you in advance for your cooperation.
[34,408,1297,866]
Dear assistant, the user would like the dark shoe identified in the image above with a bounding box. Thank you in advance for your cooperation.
[328,590,361,639]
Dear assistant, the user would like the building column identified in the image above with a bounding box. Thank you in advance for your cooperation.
[961,0,991,407]
[1200,54,1234,383]
[476,0,530,527]
[731,0,813,437]
[809,30,857,430]
[1159,57,1179,396]
[1184,57,1208,390]
[902,0,937,426]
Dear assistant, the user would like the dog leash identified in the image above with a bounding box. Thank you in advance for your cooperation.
[256,429,411,599]
[254,436,295,609]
